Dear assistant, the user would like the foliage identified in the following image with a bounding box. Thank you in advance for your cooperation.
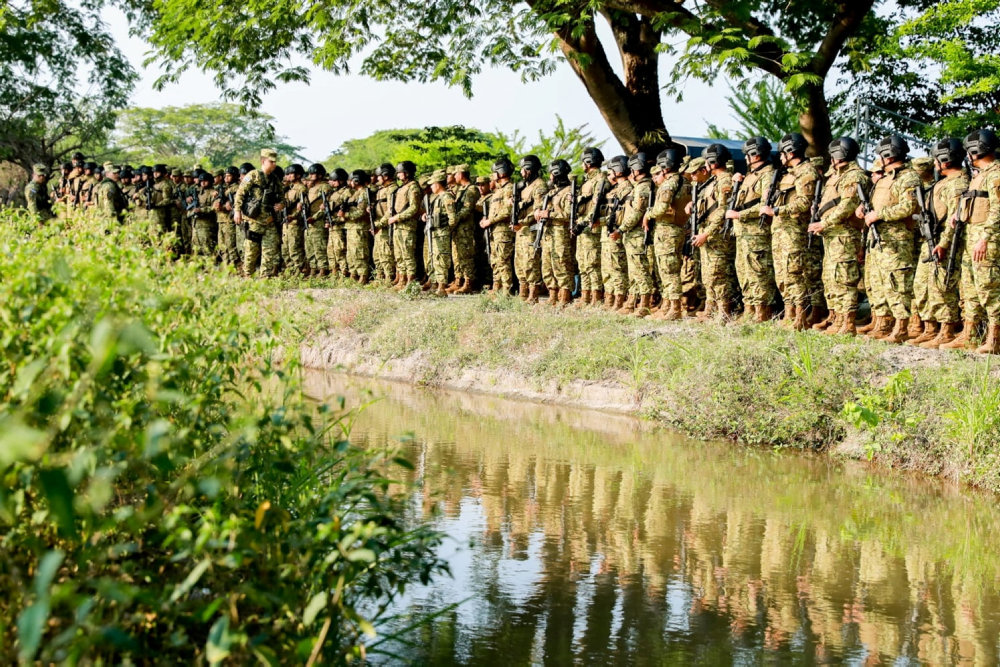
[490,115,607,175]
[0,211,448,662]
[706,79,853,141]
[0,1,136,174]
[108,103,304,170]
[841,369,921,460]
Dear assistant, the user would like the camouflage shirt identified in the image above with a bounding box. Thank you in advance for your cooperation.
[818,161,868,236]
[870,164,920,242]
[576,169,610,235]
[934,171,971,251]
[699,171,733,239]
[234,168,283,231]
[619,176,653,235]
[647,172,689,226]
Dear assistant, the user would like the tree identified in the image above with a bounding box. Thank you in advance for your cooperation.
[107,103,303,169]
[0,1,136,175]
[490,115,607,172]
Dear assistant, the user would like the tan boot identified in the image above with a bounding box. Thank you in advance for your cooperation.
[941,321,977,350]
[519,283,529,300]
[906,314,923,339]
[821,312,843,335]
[618,294,637,315]
[856,315,879,334]
[976,323,1000,354]
[575,290,590,308]
[883,317,909,344]
[792,304,808,331]
[526,284,539,304]
[604,292,616,309]
[612,294,626,311]
[867,316,895,340]
[392,272,403,286]
[780,306,795,328]
[922,321,958,349]
[592,290,604,307]
[445,278,461,293]
[547,287,559,306]
[812,310,836,331]
[696,301,716,322]
[908,321,939,346]
[557,288,572,308]
[755,304,773,323]
[393,275,409,291]
[633,294,651,318]
[662,299,682,321]
[836,311,857,336]
[435,282,448,296]
[455,278,473,294]
[807,305,828,327]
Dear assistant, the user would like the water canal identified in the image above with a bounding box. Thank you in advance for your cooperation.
[304,372,1000,665]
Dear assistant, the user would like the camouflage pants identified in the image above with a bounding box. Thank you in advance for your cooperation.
[966,225,1000,325]
[863,240,887,316]
[700,236,736,305]
[624,230,654,296]
[392,222,419,277]
[345,224,372,280]
[282,221,307,273]
[177,215,192,255]
[218,220,240,267]
[734,232,775,307]
[682,252,703,302]
[868,236,915,320]
[327,225,348,274]
[489,226,515,288]
[913,247,960,323]
[451,221,476,280]
[806,239,825,307]
[820,233,862,314]
[305,223,329,272]
[575,231,602,291]
[541,223,575,291]
[654,223,686,300]
[152,209,173,237]
[373,227,395,280]
[514,231,541,286]
[601,231,627,296]
[425,227,453,284]
[244,224,280,277]
[957,235,982,322]
[646,244,659,295]
[772,228,809,307]
[192,218,217,257]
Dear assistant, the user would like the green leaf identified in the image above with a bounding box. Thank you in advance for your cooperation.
[347,548,376,563]
[17,601,50,661]
[34,550,65,598]
[303,591,327,626]
[170,558,212,603]
[0,417,46,469]
[206,616,233,666]
[39,468,76,536]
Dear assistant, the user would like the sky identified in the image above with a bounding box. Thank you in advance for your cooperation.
[103,7,739,162]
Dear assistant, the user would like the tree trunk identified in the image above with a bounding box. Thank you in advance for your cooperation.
[799,84,833,158]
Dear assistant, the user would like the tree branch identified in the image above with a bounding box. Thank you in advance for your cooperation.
[812,1,877,76]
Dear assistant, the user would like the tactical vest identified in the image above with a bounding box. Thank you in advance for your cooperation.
[736,164,771,210]
[964,166,994,226]
[871,167,915,227]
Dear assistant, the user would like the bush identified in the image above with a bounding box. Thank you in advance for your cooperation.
[0,212,448,663]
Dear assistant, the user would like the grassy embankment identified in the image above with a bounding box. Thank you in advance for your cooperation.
[283,285,1000,493]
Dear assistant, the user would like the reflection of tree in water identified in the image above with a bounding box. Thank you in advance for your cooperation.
[306,374,1000,664]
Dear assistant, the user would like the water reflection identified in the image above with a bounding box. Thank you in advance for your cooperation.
[305,372,1000,665]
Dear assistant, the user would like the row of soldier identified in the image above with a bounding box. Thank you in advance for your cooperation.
[21,128,1000,354]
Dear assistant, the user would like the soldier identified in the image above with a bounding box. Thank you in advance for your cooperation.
[807,137,868,336]
[119,166,136,215]
[512,155,549,303]
[610,153,654,316]
[324,168,350,277]
[213,166,241,269]
[690,144,737,321]
[147,164,176,242]
[189,172,218,256]
[646,147,691,320]
[856,135,920,343]
[388,161,422,290]
[681,157,707,315]
[93,163,127,225]
[25,164,55,223]
[282,164,309,276]
[424,171,456,296]
[78,162,98,211]
[574,147,608,308]
[725,137,778,323]
[336,169,373,284]
[66,152,86,209]
[234,148,286,278]
[602,156,632,310]
[448,164,479,294]
[481,158,516,295]
[371,163,399,285]
[760,133,821,330]
[303,163,333,277]
[536,159,576,307]
[475,176,495,289]
[940,130,1000,353]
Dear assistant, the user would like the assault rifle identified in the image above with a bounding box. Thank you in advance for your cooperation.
[721,178,743,237]
[572,177,602,236]
[643,184,656,246]
[856,183,882,249]
[914,185,939,275]
[682,182,700,258]
[568,178,578,239]
[510,182,522,231]
[530,192,552,250]
[424,194,435,266]
[144,179,153,211]
[945,196,970,285]
[807,178,824,249]
[363,188,375,235]
[483,198,492,261]
[299,191,310,227]
[320,190,335,228]
[605,194,623,237]
[759,165,786,227]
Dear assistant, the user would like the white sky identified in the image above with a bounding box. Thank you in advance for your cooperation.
[104,7,738,161]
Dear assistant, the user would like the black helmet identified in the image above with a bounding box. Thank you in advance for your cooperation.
[306,163,327,178]
[121,168,134,179]
[93,165,104,175]
[608,155,629,176]
[61,161,72,171]
[287,163,305,177]
[963,129,999,159]
[349,169,370,185]
[395,161,416,177]
[239,162,254,175]
[375,162,395,179]
[627,152,649,173]
[876,134,910,162]
[273,166,284,181]
[743,137,772,159]
[656,146,687,171]
[549,159,572,183]
[71,152,85,163]
[519,155,542,173]
[84,161,97,171]
[492,158,514,178]
[225,165,240,178]
[828,137,860,162]
[332,168,349,183]
[198,171,212,183]
[779,133,808,158]
[153,163,168,174]
[933,138,966,168]
[581,147,605,169]
[704,144,731,168]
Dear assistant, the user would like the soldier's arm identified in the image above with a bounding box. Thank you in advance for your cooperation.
[619,182,650,233]
[395,184,420,221]
[454,187,476,221]
[984,172,1000,243]
[782,171,816,217]
[878,173,920,222]
[938,178,969,250]
[823,172,864,231]
[647,180,679,222]
[701,180,731,237]
[547,189,571,224]
[344,193,366,221]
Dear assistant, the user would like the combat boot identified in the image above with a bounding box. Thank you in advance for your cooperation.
[779,305,795,328]
[519,283,529,300]
[976,323,1000,354]
[558,288,572,308]
[867,316,895,340]
[883,317,909,344]
[812,310,836,331]
[444,278,461,293]
[821,312,843,335]
[392,272,403,286]
[856,315,878,334]
[393,276,407,291]
[661,299,682,321]
[923,322,958,349]
[604,293,617,309]
[696,301,716,322]
[527,284,540,304]
[421,278,433,292]
[941,321,978,350]
[455,278,473,294]
[633,294,651,318]
[547,287,559,306]
[835,311,857,336]
[592,290,604,307]
[807,304,828,327]
[575,290,590,308]
[359,274,370,286]
[906,314,923,339]
[612,294,626,311]
[908,321,939,346]
[618,294,637,315]
[792,304,809,331]
[754,304,772,323]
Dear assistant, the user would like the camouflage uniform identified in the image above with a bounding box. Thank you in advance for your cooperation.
[341,187,372,280]
[914,171,967,323]
[956,161,1000,326]
[451,183,479,283]
[733,163,777,308]
[235,167,284,277]
[372,181,399,281]
[618,175,654,297]
[191,186,218,256]
[392,180,422,278]
[215,183,241,267]
[576,170,609,293]
[817,162,867,315]
[601,179,632,298]
[427,188,456,285]
[327,185,350,276]
[770,160,821,308]
[514,178,549,287]
[868,164,920,320]
[283,181,309,273]
[541,182,576,292]
[698,172,737,307]
[485,182,516,290]
[25,169,54,223]
[305,183,333,273]
[149,177,176,237]
[647,171,690,301]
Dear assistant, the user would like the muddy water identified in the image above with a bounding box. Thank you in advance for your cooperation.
[305,372,1000,665]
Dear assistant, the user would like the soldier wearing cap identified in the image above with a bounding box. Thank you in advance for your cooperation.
[388,161,422,290]
[446,164,479,293]
[423,170,456,295]
[681,157,707,315]
[214,166,242,269]
[25,164,55,223]
[282,164,309,275]
[370,164,399,284]
[234,148,286,277]
[188,172,218,256]
[646,147,691,320]
[93,163,126,224]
